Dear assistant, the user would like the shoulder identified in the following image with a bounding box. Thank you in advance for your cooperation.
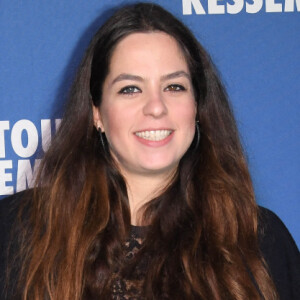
[0,191,32,300]
[258,206,299,256]
[0,192,23,240]
[258,206,300,300]
[0,190,32,230]
[0,190,33,250]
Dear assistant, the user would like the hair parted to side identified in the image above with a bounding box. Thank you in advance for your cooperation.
[13,3,278,300]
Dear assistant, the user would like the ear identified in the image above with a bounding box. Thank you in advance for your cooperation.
[92,105,104,132]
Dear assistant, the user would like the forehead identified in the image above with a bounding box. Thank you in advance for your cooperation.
[107,32,189,75]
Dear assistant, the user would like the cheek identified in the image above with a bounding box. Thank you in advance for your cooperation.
[101,106,129,143]
[178,101,197,128]
[178,102,197,145]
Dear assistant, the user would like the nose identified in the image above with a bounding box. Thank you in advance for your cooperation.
[142,91,168,118]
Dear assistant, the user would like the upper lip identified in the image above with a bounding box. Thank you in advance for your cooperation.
[134,128,174,133]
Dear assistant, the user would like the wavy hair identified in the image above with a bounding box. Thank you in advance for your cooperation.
[14,3,278,299]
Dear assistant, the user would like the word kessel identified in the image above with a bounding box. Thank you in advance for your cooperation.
[182,0,300,14]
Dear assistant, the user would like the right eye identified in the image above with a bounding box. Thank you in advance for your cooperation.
[118,86,141,95]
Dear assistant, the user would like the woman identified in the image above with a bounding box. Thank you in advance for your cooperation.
[0,3,299,300]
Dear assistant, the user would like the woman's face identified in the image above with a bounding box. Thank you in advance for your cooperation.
[93,32,196,178]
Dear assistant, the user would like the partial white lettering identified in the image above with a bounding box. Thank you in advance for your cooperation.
[16,159,41,192]
[246,0,263,13]
[182,0,206,14]
[227,0,244,13]
[11,120,39,158]
[266,0,283,12]
[0,160,13,195]
[41,119,51,152]
[0,121,10,158]
[208,0,225,14]
[284,0,300,11]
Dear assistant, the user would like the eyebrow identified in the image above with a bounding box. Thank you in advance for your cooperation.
[111,73,143,85]
[161,70,191,81]
[110,70,191,86]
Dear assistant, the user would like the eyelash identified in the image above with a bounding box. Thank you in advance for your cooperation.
[118,86,141,95]
[118,84,187,95]
[164,84,186,92]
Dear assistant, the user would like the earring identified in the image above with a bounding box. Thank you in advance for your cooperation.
[98,127,106,150]
[195,121,201,150]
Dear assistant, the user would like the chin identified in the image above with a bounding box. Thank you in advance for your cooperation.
[140,161,179,175]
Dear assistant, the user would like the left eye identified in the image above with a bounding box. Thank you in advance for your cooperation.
[165,84,186,92]
[118,86,141,95]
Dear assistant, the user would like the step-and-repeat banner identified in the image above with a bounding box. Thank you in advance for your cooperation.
[0,0,299,246]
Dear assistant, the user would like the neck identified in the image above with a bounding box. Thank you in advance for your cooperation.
[122,171,175,226]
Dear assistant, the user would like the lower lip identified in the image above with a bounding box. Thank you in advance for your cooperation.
[134,131,174,147]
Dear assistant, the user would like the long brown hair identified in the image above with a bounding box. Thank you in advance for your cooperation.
[12,3,277,299]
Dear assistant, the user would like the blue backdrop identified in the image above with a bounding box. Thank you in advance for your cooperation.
[0,0,299,247]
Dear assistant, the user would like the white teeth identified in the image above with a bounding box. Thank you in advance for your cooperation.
[135,130,172,141]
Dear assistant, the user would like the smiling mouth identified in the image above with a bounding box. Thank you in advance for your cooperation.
[135,130,173,141]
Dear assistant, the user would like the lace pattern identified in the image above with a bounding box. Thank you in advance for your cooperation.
[111,226,146,300]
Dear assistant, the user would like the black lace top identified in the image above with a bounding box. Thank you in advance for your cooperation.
[0,193,300,300]
[111,226,146,299]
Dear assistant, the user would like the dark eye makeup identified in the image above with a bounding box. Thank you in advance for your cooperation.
[118,86,141,94]
[165,84,186,92]
[118,83,187,95]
